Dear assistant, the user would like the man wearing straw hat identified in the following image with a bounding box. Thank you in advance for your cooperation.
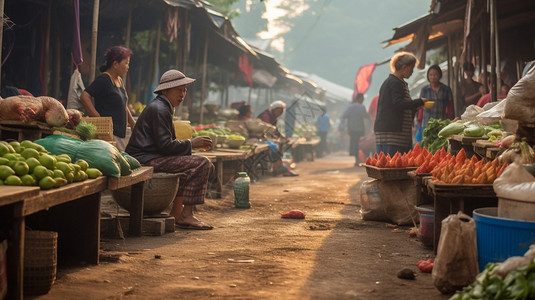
[126,70,214,230]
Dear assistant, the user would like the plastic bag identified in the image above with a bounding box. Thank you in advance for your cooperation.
[377,179,418,225]
[493,161,535,202]
[74,140,126,178]
[34,135,82,158]
[461,105,484,121]
[475,100,506,125]
[504,64,535,123]
[359,179,388,222]
[280,210,305,219]
[432,211,479,294]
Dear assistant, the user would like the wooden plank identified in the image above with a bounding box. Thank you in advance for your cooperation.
[23,177,107,216]
[107,166,154,190]
[0,120,50,130]
[0,186,40,207]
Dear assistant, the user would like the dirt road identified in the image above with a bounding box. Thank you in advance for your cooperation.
[39,153,449,299]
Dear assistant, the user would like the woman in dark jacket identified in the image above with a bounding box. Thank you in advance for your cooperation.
[374,52,427,156]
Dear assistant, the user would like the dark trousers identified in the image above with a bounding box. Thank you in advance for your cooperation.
[318,131,328,156]
[349,131,364,159]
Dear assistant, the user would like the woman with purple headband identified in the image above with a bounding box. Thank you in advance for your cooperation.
[80,46,136,151]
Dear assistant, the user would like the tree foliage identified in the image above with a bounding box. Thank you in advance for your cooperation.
[208,0,241,20]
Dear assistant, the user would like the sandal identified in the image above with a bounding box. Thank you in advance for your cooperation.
[175,221,213,230]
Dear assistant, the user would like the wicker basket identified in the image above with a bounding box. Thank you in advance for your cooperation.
[364,165,417,181]
[111,172,180,215]
[80,117,113,141]
[23,230,57,295]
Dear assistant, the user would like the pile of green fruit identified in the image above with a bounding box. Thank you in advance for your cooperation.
[0,140,103,190]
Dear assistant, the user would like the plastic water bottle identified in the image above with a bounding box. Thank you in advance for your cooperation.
[234,172,251,208]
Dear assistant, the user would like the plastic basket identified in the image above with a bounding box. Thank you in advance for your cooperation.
[23,230,57,295]
[364,165,416,181]
[80,117,113,141]
[473,207,535,272]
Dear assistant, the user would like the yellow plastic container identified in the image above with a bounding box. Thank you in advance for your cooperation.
[173,120,193,140]
[424,101,435,108]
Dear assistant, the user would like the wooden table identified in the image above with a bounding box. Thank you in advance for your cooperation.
[0,186,41,300]
[242,144,271,182]
[407,171,433,206]
[473,140,502,161]
[449,135,486,158]
[107,166,154,236]
[1,177,107,299]
[427,181,498,253]
[291,138,320,162]
[194,150,248,198]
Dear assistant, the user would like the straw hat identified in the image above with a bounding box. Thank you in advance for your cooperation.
[153,70,196,93]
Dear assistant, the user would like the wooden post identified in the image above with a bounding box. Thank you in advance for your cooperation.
[42,0,52,95]
[200,28,208,124]
[183,10,189,74]
[153,21,161,84]
[90,0,100,82]
[489,0,497,102]
[125,3,132,48]
[0,0,5,89]
[53,28,60,99]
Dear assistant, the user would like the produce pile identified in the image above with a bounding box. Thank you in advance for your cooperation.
[450,260,535,300]
[421,118,450,153]
[438,120,505,141]
[365,144,431,168]
[430,149,507,184]
[0,140,102,189]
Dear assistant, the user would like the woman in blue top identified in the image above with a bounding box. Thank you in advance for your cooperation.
[418,64,454,128]
[81,46,136,151]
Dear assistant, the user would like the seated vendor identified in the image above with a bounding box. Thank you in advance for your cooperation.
[257,100,298,177]
[126,70,214,230]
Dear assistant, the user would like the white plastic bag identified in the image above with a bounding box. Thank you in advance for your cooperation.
[504,64,535,123]
[432,211,479,294]
[493,161,535,202]
[461,104,484,122]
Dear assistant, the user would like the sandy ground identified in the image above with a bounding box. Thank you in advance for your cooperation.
[32,153,450,300]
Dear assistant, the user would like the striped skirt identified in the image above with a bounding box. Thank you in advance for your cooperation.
[146,155,214,205]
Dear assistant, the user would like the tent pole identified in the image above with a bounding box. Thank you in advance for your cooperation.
[200,27,208,124]
[153,20,161,84]
[0,0,5,89]
[489,0,497,102]
[42,0,51,95]
[125,3,132,48]
[90,0,100,82]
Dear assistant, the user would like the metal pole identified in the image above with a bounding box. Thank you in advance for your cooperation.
[90,0,100,82]
[125,3,132,48]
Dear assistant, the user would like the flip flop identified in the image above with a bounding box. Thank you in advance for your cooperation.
[175,222,213,230]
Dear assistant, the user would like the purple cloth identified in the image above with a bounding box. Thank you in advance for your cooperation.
[72,0,83,67]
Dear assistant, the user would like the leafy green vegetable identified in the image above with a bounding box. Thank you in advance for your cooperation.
[75,121,97,140]
[450,259,535,300]
[421,118,451,153]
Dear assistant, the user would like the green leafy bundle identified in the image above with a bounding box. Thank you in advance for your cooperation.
[421,118,451,154]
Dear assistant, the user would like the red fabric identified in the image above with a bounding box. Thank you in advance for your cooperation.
[239,54,253,87]
[417,108,423,123]
[477,93,506,108]
[17,89,33,96]
[353,63,377,100]
[368,95,379,120]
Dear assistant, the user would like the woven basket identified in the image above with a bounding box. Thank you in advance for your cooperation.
[80,117,113,141]
[23,230,57,295]
[364,165,417,181]
[111,172,180,215]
